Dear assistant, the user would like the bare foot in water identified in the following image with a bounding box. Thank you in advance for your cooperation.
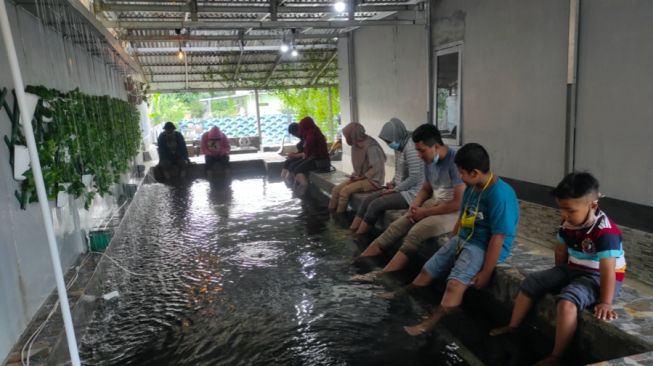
[376,291,396,300]
[489,325,518,336]
[350,270,383,283]
[403,324,427,336]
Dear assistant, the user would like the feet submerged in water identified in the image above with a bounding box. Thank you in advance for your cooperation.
[350,270,383,283]
[488,325,518,336]
[403,324,428,336]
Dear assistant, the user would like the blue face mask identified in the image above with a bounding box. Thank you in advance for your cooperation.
[388,141,401,150]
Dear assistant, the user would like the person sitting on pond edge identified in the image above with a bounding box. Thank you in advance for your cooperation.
[201,126,231,175]
[328,122,386,213]
[157,121,189,179]
[399,143,519,337]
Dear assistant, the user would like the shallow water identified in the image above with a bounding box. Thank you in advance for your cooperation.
[78,176,484,366]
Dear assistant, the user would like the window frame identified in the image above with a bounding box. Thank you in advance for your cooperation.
[433,42,463,146]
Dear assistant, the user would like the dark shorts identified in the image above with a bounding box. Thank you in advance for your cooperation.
[520,265,622,309]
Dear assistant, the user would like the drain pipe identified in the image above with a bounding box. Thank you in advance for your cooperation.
[0,2,81,366]
[347,34,358,123]
[564,0,580,174]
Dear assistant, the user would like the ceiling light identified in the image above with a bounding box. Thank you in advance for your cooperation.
[291,49,299,57]
[177,48,184,60]
[333,1,346,13]
[280,43,289,53]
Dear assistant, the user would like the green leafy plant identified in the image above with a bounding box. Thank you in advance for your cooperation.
[3,85,141,209]
[272,87,340,140]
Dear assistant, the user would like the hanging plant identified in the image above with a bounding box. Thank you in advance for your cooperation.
[2,85,141,209]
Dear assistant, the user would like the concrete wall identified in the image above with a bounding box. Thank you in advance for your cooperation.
[0,4,128,361]
[433,0,569,187]
[574,0,653,205]
[431,0,653,206]
[338,25,429,178]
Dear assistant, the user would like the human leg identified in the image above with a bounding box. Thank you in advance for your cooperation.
[404,242,484,335]
[404,279,467,336]
[294,173,309,196]
[352,191,384,230]
[359,213,413,257]
[357,192,408,235]
[382,213,457,273]
[329,181,350,211]
[490,266,570,336]
[336,179,374,213]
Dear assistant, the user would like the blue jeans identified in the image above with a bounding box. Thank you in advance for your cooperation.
[422,237,486,285]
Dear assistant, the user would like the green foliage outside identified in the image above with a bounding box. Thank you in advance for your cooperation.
[149,91,249,126]
[148,87,341,141]
[4,85,141,209]
[210,96,240,117]
[436,88,449,127]
[272,87,340,140]
[149,92,199,126]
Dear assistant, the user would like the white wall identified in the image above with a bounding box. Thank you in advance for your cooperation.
[431,0,653,206]
[574,0,653,205]
[0,4,128,361]
[338,25,429,179]
[434,0,569,187]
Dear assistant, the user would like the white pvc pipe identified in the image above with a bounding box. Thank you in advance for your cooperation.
[0,1,82,365]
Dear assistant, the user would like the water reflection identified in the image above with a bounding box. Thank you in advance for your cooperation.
[78,177,458,366]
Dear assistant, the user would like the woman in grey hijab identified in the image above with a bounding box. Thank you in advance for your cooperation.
[350,118,424,234]
[328,122,386,213]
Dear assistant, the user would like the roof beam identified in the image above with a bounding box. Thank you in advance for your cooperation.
[146,68,337,75]
[136,44,335,54]
[102,19,425,30]
[97,3,416,14]
[310,51,338,85]
[122,33,338,42]
[150,76,323,83]
[264,54,283,87]
[233,30,246,81]
[188,0,198,21]
[151,83,338,93]
[139,60,323,67]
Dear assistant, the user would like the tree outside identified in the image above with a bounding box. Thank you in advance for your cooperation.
[147,87,341,142]
[272,87,340,141]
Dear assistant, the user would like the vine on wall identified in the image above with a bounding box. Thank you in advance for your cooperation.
[2,85,141,209]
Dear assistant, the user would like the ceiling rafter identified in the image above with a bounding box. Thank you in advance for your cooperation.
[310,51,338,85]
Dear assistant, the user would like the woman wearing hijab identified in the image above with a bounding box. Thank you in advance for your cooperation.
[329,122,386,213]
[281,123,305,179]
[201,126,231,176]
[350,118,424,234]
[291,117,330,196]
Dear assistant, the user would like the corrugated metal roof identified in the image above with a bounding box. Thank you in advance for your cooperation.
[95,0,424,91]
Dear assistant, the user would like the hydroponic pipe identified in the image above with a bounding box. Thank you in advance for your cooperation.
[0,1,82,365]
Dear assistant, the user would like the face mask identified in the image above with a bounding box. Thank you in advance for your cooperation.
[561,204,599,230]
[432,147,440,164]
[388,141,401,150]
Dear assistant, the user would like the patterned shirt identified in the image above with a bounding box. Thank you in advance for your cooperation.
[558,210,626,281]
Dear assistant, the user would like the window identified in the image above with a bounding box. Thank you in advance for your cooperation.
[434,44,462,145]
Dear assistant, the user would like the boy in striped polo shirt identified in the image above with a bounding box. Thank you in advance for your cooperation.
[490,172,626,366]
